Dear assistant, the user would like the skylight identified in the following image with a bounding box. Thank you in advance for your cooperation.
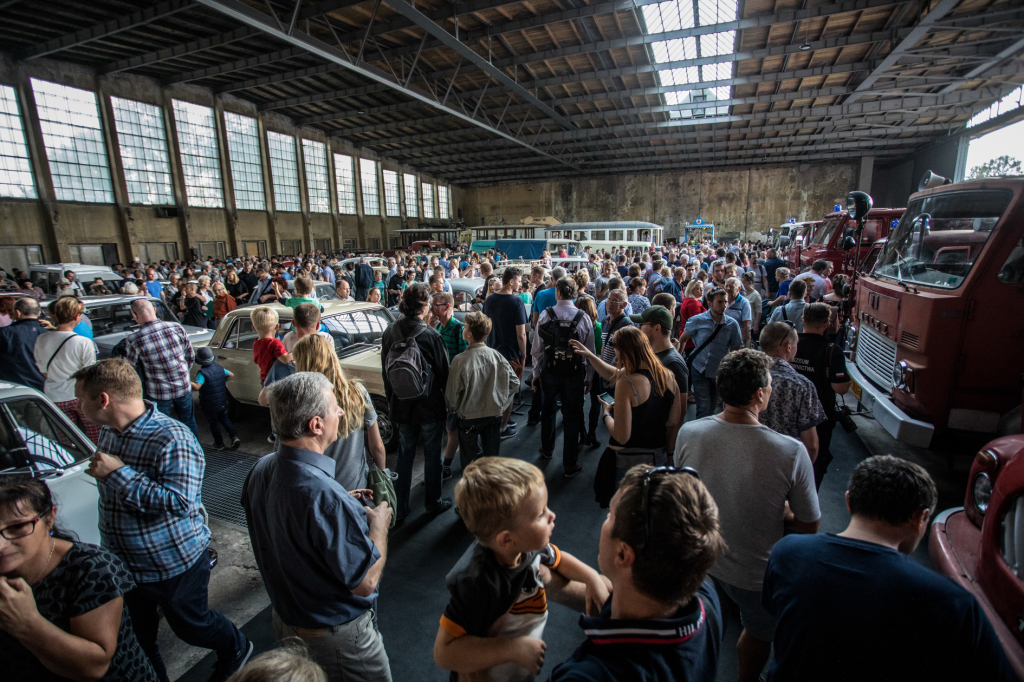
[641,0,738,120]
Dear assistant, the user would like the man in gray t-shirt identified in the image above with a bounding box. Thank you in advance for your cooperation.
[674,348,819,682]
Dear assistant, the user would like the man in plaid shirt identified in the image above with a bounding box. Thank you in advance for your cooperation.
[124,298,199,438]
[77,358,252,682]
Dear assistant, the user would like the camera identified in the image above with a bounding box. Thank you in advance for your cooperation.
[836,404,858,433]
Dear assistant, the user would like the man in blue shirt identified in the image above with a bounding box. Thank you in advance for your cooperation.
[144,268,164,301]
[679,288,743,418]
[0,297,46,390]
[763,455,1014,682]
[244,372,393,681]
[548,465,725,682]
[763,249,787,296]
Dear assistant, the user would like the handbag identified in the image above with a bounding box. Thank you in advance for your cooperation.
[366,463,398,529]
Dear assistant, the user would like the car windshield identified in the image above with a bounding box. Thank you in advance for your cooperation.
[84,299,177,336]
[0,397,93,473]
[276,308,393,357]
[872,189,1012,289]
[811,216,843,245]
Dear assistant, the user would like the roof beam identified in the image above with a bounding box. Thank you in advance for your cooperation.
[937,35,1024,94]
[20,0,196,60]
[165,46,309,84]
[845,0,961,103]
[258,82,393,110]
[192,0,582,170]
[99,26,261,74]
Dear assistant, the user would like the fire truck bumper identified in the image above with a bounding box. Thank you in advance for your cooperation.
[848,363,935,448]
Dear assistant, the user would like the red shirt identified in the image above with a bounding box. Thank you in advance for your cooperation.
[677,297,707,350]
[253,337,286,382]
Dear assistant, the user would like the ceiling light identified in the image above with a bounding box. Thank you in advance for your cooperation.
[358,110,365,115]
[800,40,811,51]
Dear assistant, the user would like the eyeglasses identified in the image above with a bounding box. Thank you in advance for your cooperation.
[0,513,44,540]
[779,319,795,329]
[641,466,699,550]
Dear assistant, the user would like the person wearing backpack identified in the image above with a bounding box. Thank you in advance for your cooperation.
[530,276,596,478]
[381,283,453,523]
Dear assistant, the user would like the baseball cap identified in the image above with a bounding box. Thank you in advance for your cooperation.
[629,305,672,333]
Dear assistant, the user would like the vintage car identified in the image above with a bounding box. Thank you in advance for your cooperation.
[201,301,398,451]
[930,435,1024,679]
[28,262,124,296]
[78,295,215,358]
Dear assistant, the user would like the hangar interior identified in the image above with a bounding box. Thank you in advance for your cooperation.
[0,0,1022,263]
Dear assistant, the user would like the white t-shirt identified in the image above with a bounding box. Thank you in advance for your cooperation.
[281,330,332,352]
[797,272,828,300]
[674,416,819,591]
[34,331,98,403]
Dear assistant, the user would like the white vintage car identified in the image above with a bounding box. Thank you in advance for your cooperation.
[200,301,398,450]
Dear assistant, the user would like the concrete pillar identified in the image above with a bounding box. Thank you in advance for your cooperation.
[351,152,367,249]
[162,93,198,259]
[954,135,970,182]
[325,148,342,253]
[16,79,69,262]
[212,99,242,257]
[859,156,874,194]
[295,134,313,254]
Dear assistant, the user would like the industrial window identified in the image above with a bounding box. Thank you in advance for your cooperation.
[438,185,450,219]
[367,237,380,250]
[360,158,379,215]
[302,139,329,213]
[403,174,418,217]
[69,243,119,266]
[31,79,113,203]
[314,238,332,253]
[267,131,300,212]
[641,0,736,120]
[223,112,265,210]
[389,235,400,248]
[110,97,173,206]
[194,241,227,260]
[280,239,302,254]
[422,182,434,218]
[382,169,400,217]
[334,154,357,214]
[138,241,178,263]
[969,86,1024,128]
[171,100,223,208]
[343,238,357,250]
[0,85,37,199]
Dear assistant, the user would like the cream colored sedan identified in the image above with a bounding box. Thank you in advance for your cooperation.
[199,300,398,450]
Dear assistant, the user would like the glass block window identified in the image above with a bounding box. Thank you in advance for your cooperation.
[438,185,450,219]
[31,78,113,203]
[110,97,173,205]
[171,100,223,207]
[223,112,265,210]
[302,139,329,213]
[334,153,356,214]
[403,173,418,217]
[382,169,400,217]
[267,131,300,212]
[360,157,379,216]
[422,181,434,218]
[0,85,37,199]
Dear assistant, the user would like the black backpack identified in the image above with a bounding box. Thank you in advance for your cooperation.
[385,325,434,401]
[538,311,586,377]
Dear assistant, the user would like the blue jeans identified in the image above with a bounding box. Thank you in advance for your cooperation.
[155,393,200,440]
[396,420,445,518]
[692,371,721,420]
[124,552,246,682]
[202,405,238,446]
[457,416,502,468]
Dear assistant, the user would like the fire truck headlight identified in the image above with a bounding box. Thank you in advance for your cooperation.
[973,472,992,514]
[892,360,914,391]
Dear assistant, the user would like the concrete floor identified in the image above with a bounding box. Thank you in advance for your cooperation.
[162,390,985,681]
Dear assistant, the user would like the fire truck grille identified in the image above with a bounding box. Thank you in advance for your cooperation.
[855,326,897,390]
[1001,496,1024,580]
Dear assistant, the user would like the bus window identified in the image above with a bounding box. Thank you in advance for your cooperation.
[626,230,634,241]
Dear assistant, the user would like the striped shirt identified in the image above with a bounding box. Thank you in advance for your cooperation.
[436,316,468,363]
[124,320,195,401]
[97,403,209,583]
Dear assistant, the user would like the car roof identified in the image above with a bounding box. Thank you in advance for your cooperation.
[78,295,161,306]
[222,300,386,321]
[0,381,47,401]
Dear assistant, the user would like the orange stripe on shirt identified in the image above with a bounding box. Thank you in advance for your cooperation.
[549,544,562,570]
[439,615,466,638]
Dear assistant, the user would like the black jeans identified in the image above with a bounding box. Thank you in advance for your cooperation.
[541,372,585,468]
[202,405,238,446]
[814,419,835,490]
[585,377,602,438]
[124,553,245,682]
[457,415,502,468]
[528,375,544,423]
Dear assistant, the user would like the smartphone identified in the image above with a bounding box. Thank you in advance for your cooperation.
[598,392,615,406]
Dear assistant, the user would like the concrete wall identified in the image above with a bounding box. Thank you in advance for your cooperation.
[456,161,860,242]
[0,53,452,268]
[871,136,960,209]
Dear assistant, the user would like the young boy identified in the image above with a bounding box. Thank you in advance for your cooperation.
[252,306,293,384]
[285,274,319,309]
[190,346,241,449]
[373,270,386,298]
[435,458,608,681]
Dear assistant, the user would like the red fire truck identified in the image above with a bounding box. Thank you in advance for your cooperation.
[783,219,823,270]
[799,206,904,277]
[847,176,1024,447]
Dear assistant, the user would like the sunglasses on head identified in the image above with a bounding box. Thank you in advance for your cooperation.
[640,466,699,550]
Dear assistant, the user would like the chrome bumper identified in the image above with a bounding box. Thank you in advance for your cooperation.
[848,362,935,448]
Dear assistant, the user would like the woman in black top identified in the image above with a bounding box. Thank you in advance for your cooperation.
[224,268,250,305]
[0,478,158,681]
[179,282,208,327]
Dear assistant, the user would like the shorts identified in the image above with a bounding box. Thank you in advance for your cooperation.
[446,412,459,431]
[508,356,525,380]
[712,577,776,643]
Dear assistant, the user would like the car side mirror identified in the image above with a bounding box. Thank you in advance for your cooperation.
[841,236,857,251]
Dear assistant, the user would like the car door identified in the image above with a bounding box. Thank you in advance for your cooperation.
[212,317,262,403]
[0,395,100,545]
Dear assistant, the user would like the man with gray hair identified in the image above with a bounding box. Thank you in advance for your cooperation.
[0,296,46,390]
[243,372,393,681]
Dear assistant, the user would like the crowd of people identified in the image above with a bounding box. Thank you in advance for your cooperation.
[0,238,1015,682]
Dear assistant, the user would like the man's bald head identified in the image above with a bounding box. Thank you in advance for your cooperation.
[14,297,39,318]
[131,298,157,322]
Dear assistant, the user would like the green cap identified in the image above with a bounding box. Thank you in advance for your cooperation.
[630,305,673,333]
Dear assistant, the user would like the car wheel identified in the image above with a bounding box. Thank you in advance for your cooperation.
[372,394,398,453]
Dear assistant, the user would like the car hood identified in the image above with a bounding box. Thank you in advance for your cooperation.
[93,325,214,355]
[338,346,384,393]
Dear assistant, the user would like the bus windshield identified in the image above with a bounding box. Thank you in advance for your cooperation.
[872,189,1012,289]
